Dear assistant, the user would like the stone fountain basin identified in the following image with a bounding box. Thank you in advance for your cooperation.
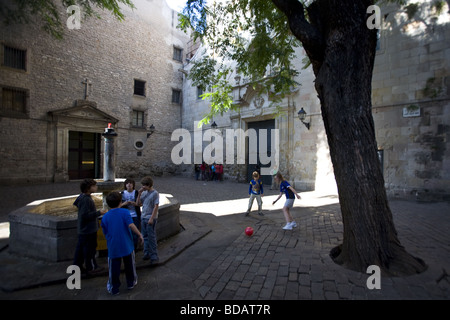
[8,193,180,262]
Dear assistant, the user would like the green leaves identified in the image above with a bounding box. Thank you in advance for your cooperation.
[198,81,235,127]
[178,0,208,41]
[187,57,237,127]
[180,0,302,125]
[0,0,135,39]
[186,54,217,91]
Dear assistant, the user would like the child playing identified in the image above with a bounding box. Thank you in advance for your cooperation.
[121,178,141,250]
[246,171,264,216]
[136,176,160,264]
[101,191,144,295]
[73,179,107,275]
[272,172,301,230]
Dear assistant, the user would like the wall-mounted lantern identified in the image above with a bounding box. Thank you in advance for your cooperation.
[147,124,155,138]
[297,108,310,130]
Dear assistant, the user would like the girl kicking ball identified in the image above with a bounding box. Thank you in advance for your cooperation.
[272,172,301,230]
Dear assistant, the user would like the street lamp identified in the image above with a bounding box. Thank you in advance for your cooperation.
[211,121,218,129]
[297,108,310,130]
[147,124,155,138]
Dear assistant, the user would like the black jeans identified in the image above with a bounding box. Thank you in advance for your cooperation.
[73,232,98,272]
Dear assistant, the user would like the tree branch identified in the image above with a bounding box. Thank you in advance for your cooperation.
[271,0,324,69]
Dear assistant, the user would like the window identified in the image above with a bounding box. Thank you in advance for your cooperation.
[134,79,146,96]
[172,89,181,104]
[197,86,204,99]
[1,87,27,116]
[3,45,26,71]
[173,47,183,62]
[132,110,145,127]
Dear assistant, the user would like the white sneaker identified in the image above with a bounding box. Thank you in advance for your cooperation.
[290,221,297,228]
[283,223,293,230]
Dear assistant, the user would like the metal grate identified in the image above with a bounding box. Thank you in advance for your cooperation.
[1,87,27,113]
[3,45,26,70]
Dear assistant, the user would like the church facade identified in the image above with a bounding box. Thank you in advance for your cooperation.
[1,1,449,201]
[0,0,190,184]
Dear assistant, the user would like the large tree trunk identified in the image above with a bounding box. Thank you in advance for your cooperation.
[274,0,427,276]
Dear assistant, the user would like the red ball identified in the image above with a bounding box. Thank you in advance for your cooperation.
[245,227,254,236]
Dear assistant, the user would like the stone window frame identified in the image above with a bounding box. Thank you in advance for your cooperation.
[134,79,146,97]
[0,85,29,119]
[197,86,204,100]
[1,43,27,72]
[173,46,183,62]
[172,88,182,104]
[130,108,147,129]
[134,139,145,151]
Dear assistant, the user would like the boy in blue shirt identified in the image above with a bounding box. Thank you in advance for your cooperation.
[246,171,264,216]
[101,191,143,295]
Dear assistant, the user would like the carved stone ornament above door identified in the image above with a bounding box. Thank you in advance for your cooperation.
[48,100,119,125]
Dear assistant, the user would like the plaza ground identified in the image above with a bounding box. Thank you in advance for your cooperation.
[0,176,449,301]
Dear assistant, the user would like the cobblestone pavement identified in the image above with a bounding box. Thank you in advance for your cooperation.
[0,176,449,301]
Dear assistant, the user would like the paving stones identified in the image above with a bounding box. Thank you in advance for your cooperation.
[0,177,449,300]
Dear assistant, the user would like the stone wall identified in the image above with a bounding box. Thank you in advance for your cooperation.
[1,0,448,200]
[180,1,449,200]
[180,44,337,193]
[0,0,190,184]
[371,2,450,200]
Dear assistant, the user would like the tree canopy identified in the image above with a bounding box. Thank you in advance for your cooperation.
[0,0,135,39]
[178,0,447,125]
[178,0,302,125]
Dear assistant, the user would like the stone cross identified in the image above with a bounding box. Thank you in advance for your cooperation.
[82,78,92,99]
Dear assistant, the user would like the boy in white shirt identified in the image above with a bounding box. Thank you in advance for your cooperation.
[121,178,141,250]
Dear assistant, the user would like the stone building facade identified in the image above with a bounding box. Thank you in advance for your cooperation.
[371,1,450,200]
[0,0,190,184]
[180,1,450,201]
[1,0,449,201]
